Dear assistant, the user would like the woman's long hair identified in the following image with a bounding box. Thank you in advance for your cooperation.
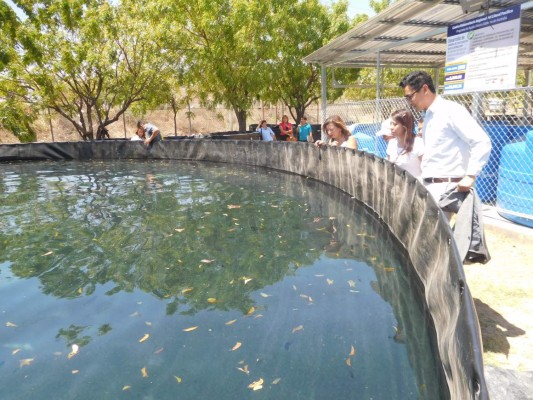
[322,115,351,139]
[391,109,415,154]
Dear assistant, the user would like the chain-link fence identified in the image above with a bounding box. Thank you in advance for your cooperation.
[325,87,533,227]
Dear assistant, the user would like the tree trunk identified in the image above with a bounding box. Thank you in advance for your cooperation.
[235,109,247,132]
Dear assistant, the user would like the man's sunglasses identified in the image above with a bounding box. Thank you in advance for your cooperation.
[404,88,421,101]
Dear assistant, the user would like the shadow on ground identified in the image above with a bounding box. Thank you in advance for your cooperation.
[474,298,526,357]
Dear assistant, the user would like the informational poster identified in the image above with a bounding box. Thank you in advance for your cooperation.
[444,5,521,93]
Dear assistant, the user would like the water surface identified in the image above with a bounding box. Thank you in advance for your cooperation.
[0,160,443,399]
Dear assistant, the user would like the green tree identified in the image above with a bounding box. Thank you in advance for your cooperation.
[369,0,393,13]
[172,0,279,132]
[264,0,362,125]
[0,0,182,140]
[0,1,37,141]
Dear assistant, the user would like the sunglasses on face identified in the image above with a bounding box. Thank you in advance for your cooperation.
[404,88,420,101]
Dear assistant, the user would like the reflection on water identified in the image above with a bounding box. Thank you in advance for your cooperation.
[0,160,445,400]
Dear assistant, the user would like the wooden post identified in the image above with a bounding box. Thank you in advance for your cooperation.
[48,108,55,142]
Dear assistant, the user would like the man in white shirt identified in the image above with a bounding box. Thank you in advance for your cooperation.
[399,71,492,202]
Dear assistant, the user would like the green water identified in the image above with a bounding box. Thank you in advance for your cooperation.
[0,160,444,399]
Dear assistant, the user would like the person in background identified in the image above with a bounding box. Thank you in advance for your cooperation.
[279,115,294,141]
[399,70,491,202]
[297,116,313,142]
[137,120,162,146]
[376,117,394,143]
[257,120,276,142]
[416,118,424,138]
[387,109,424,178]
[315,115,358,150]
[131,128,145,141]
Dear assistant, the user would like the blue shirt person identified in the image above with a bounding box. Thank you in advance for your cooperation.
[297,116,313,142]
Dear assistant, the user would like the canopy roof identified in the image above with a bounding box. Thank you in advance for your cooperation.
[303,0,533,70]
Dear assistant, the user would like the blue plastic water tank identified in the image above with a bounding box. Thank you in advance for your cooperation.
[496,130,533,228]
[476,123,516,202]
[353,132,377,154]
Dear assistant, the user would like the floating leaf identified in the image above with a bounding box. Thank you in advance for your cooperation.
[227,204,241,209]
[248,378,264,391]
[130,311,140,317]
[237,365,250,375]
[77,287,83,294]
[272,378,281,385]
[181,288,193,294]
[139,334,150,343]
[243,278,252,284]
[145,321,152,326]
[122,386,131,391]
[300,294,313,302]
[347,280,356,288]
[72,370,79,374]
[19,358,34,367]
[12,349,21,355]
[384,267,396,272]
[207,298,217,303]
[292,285,297,291]
[346,358,352,367]
[246,307,256,316]
[349,345,356,357]
[292,325,304,333]
[174,376,182,383]
[154,348,164,354]
[175,228,185,232]
[141,367,148,378]
[6,321,17,327]
[183,326,198,332]
[42,251,53,256]
[67,344,79,359]
[230,342,242,351]
[201,259,215,264]
[326,279,334,285]
[225,319,237,325]
[260,292,271,298]
[254,314,263,319]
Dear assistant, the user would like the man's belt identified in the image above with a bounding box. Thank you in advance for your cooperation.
[423,177,463,183]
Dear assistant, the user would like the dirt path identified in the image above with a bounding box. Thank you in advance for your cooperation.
[464,210,533,372]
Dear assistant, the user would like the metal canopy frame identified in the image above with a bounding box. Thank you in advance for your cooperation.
[303,0,533,118]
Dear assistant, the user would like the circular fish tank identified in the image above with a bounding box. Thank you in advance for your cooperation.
[0,160,445,399]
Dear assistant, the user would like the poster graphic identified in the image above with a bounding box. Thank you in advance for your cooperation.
[444,5,521,93]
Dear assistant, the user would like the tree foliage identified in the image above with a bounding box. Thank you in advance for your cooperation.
[1,0,367,138]
[1,0,183,140]
[262,0,360,125]
[168,0,280,132]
